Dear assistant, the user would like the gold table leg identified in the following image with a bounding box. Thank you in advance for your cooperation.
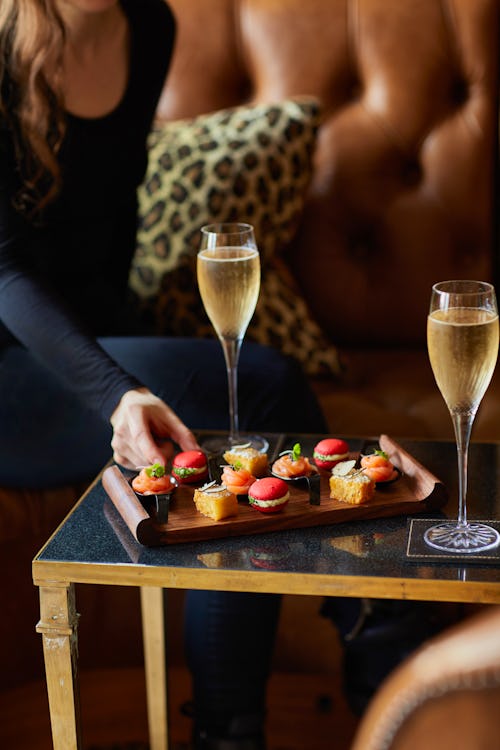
[36,583,82,750]
[141,586,168,750]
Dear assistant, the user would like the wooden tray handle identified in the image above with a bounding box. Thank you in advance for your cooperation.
[102,465,150,542]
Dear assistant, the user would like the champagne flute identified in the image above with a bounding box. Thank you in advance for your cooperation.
[425,280,500,552]
[196,223,268,454]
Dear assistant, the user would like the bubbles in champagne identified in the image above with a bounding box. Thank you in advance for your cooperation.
[197,247,260,339]
[427,307,499,414]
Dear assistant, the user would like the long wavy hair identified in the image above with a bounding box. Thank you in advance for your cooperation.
[0,0,66,217]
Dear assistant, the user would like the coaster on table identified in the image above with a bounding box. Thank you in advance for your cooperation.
[406,518,500,564]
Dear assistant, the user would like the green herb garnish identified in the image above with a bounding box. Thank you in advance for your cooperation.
[173,466,198,478]
[279,443,302,462]
[145,463,165,478]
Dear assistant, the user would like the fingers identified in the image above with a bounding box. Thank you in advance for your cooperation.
[112,421,195,470]
[132,428,171,469]
[111,426,164,470]
[112,450,138,471]
[115,436,198,471]
[112,445,171,472]
[110,387,201,469]
[170,424,200,452]
[151,402,200,452]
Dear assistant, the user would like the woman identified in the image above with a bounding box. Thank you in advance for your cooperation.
[0,2,329,749]
[0,0,200,480]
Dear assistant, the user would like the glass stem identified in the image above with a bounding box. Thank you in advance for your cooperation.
[451,411,474,528]
[220,336,242,444]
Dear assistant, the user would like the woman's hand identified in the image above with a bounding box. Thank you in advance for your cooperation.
[110,387,199,469]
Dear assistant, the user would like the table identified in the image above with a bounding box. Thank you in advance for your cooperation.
[32,434,500,750]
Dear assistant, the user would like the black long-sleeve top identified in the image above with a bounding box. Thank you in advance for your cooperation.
[0,0,176,420]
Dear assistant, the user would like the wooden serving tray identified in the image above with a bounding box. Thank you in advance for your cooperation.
[102,434,447,547]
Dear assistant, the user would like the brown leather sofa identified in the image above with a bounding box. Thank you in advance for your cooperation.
[351,604,500,750]
[1,1,499,745]
[156,0,500,443]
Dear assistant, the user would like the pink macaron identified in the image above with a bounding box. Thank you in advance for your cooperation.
[172,450,209,484]
[248,477,290,514]
[313,438,349,470]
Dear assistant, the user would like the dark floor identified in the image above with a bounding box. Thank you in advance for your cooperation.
[0,665,358,750]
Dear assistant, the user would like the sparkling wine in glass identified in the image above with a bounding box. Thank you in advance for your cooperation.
[197,223,268,454]
[425,279,500,552]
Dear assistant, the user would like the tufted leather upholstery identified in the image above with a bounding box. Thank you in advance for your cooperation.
[156,0,500,441]
[350,604,500,750]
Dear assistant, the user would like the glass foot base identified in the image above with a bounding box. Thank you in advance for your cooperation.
[424,521,500,553]
[198,434,269,456]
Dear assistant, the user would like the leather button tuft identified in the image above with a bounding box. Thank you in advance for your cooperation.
[349,82,363,102]
[350,240,373,262]
[451,78,468,107]
[402,161,422,187]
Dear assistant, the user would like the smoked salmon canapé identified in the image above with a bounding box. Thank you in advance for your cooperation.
[271,443,316,479]
[221,464,257,496]
[172,450,209,485]
[360,450,399,483]
[131,463,177,495]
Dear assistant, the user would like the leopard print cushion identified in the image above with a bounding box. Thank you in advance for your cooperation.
[130,98,342,377]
